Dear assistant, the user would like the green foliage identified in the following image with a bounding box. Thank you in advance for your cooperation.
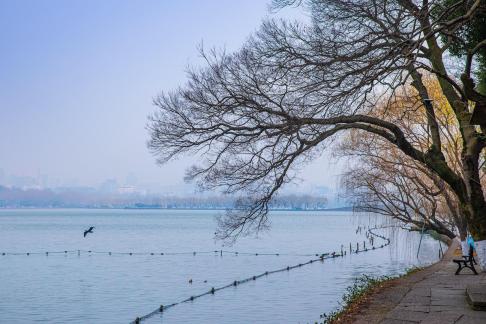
[477,61,486,94]
[318,274,391,323]
[404,266,423,276]
[317,269,422,324]
[433,0,486,93]
[434,1,486,56]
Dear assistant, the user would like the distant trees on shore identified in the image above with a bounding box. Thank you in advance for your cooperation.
[0,186,327,210]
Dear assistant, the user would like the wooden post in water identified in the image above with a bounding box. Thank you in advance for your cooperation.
[356,242,359,252]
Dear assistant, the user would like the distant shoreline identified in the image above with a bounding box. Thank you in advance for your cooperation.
[124,206,354,212]
[0,206,354,212]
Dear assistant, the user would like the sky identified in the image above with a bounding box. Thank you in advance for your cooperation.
[0,0,343,194]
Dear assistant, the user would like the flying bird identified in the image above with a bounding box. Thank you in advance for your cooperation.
[83,226,95,238]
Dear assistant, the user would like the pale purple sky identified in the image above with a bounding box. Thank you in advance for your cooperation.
[0,0,342,193]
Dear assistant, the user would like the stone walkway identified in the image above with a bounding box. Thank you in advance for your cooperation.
[350,240,486,324]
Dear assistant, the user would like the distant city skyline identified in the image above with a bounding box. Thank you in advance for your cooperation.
[0,0,342,196]
[0,166,342,198]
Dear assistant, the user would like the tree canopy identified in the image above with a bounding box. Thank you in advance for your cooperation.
[339,76,469,240]
[148,0,486,242]
[435,0,486,93]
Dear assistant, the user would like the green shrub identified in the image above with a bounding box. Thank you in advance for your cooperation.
[316,267,423,324]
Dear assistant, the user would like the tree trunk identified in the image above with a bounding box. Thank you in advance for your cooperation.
[460,157,486,270]
[461,146,486,238]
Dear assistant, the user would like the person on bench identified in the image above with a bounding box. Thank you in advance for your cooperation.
[453,239,478,275]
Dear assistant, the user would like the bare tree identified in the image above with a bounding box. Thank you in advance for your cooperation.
[148,0,486,253]
[339,135,462,240]
[338,76,469,241]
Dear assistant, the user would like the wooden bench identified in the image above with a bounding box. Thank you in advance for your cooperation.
[453,245,478,275]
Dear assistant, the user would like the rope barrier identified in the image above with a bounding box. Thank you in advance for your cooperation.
[131,227,391,323]
[0,225,392,324]
[1,227,391,258]
[0,250,79,256]
[0,249,340,257]
[2,236,388,258]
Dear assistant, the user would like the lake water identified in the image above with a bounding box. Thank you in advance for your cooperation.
[0,209,445,324]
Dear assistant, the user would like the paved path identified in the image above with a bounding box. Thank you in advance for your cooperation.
[350,239,486,324]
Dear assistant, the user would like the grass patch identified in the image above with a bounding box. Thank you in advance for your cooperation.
[316,267,422,324]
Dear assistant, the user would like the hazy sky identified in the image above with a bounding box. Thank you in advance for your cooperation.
[0,0,342,193]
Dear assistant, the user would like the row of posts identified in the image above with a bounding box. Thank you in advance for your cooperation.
[132,229,389,324]
[342,237,376,255]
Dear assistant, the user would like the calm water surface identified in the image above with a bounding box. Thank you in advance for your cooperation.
[0,209,445,323]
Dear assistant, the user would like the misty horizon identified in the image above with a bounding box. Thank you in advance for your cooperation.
[0,0,342,196]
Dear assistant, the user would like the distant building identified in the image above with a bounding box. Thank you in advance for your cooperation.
[118,186,136,194]
[0,168,5,185]
[99,179,118,193]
